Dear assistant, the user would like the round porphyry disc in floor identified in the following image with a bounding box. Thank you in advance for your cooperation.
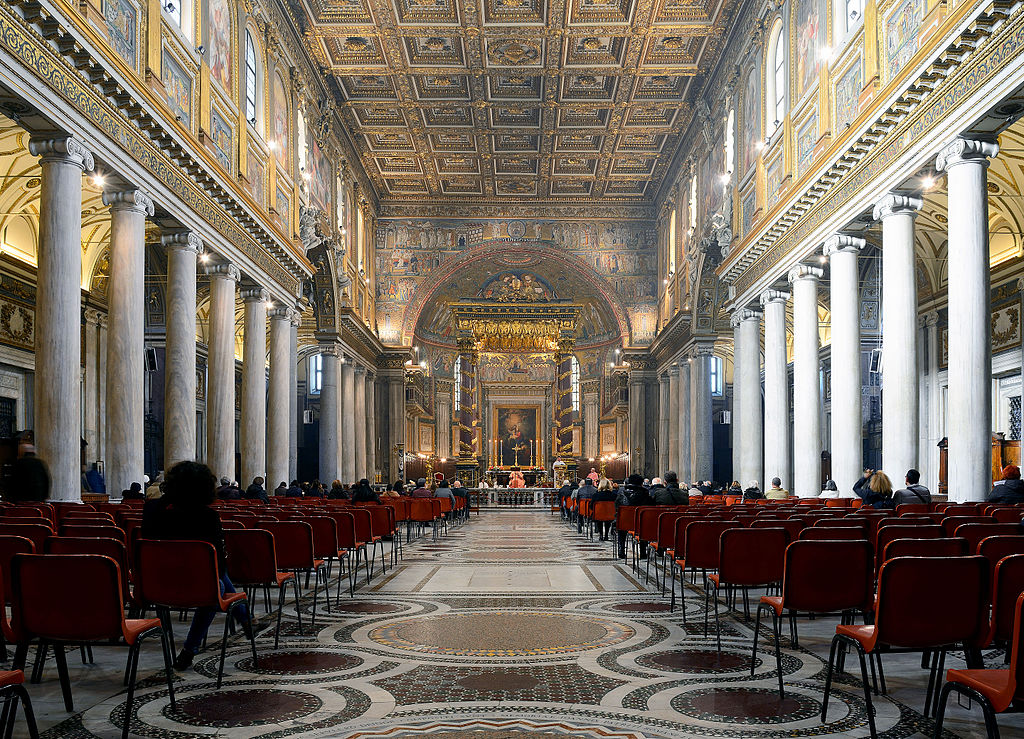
[236,649,363,675]
[455,671,541,690]
[369,610,635,656]
[332,601,405,614]
[670,686,819,724]
[608,602,673,613]
[164,689,322,727]
[637,649,756,674]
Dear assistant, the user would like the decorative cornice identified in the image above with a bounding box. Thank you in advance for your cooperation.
[759,288,790,306]
[936,137,1000,171]
[102,188,155,216]
[822,234,866,257]
[873,194,924,221]
[161,230,203,253]
[27,135,94,171]
[787,265,824,284]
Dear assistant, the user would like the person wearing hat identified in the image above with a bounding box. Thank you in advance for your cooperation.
[990,465,1024,504]
[411,477,432,498]
[615,473,654,559]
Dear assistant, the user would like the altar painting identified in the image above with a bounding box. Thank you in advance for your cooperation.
[600,422,617,453]
[495,406,539,467]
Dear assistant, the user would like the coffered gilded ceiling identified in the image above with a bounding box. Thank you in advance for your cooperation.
[281,0,737,216]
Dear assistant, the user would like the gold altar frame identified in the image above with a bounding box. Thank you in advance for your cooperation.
[492,404,542,467]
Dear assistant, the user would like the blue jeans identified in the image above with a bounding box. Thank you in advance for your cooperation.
[183,574,250,653]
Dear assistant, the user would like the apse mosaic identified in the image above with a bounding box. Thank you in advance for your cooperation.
[374,219,656,347]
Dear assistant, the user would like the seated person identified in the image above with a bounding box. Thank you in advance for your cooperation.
[893,468,931,505]
[990,464,1024,504]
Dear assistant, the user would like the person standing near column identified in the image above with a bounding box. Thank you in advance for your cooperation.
[938,138,999,502]
[103,187,154,497]
[823,235,866,495]
[873,194,923,483]
[788,265,823,497]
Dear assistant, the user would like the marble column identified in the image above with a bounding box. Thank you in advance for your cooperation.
[731,317,744,481]
[437,394,451,464]
[267,307,292,490]
[288,312,300,481]
[873,193,923,480]
[319,345,341,483]
[690,346,714,481]
[668,366,680,475]
[29,136,93,501]
[366,372,377,480]
[923,311,940,495]
[341,356,356,483]
[205,263,240,481]
[240,287,268,486]
[938,137,999,501]
[162,231,201,468]
[628,368,648,476]
[658,373,671,475]
[387,372,406,481]
[736,309,763,488]
[677,359,691,482]
[103,188,154,497]
[98,315,108,464]
[583,391,599,460]
[760,289,791,491]
[823,234,866,495]
[83,308,103,466]
[354,366,367,481]
[789,265,823,497]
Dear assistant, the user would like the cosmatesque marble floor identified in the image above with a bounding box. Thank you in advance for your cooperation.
[13,509,1021,738]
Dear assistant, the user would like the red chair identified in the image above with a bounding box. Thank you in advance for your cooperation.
[875,524,945,564]
[751,518,804,541]
[224,529,297,648]
[58,524,126,545]
[979,536,1024,575]
[935,591,1024,737]
[1,507,45,520]
[648,511,687,590]
[324,510,363,596]
[365,506,394,571]
[984,554,1024,658]
[45,537,133,608]
[409,499,437,541]
[261,522,330,626]
[0,524,50,552]
[11,553,176,738]
[799,526,865,540]
[672,520,740,628]
[822,556,990,736]
[350,509,384,580]
[882,537,969,562]
[635,508,662,579]
[813,517,869,532]
[591,501,616,545]
[135,539,256,688]
[755,539,874,696]
[992,508,1024,524]
[941,515,995,536]
[708,527,789,651]
[896,503,930,515]
[954,523,1024,553]
[615,505,638,557]
[0,669,38,738]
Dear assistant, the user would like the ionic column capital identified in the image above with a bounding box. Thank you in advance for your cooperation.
[204,262,241,282]
[759,288,790,306]
[822,233,866,257]
[668,364,680,377]
[730,308,762,327]
[921,310,939,328]
[691,342,716,358]
[290,310,302,327]
[102,188,155,216]
[84,307,105,326]
[241,286,269,303]
[28,135,94,171]
[161,230,202,253]
[354,365,367,376]
[787,264,824,285]
[319,343,342,358]
[936,137,999,172]
[872,193,923,221]
[268,306,296,321]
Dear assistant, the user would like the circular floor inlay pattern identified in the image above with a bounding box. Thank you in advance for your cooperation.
[332,601,404,614]
[638,649,755,674]
[455,671,541,691]
[165,689,321,727]
[369,611,635,656]
[671,687,819,724]
[237,650,363,675]
[608,602,673,613]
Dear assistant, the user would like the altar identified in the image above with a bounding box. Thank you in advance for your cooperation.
[483,467,548,487]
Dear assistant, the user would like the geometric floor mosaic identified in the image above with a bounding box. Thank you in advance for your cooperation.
[23,510,1016,738]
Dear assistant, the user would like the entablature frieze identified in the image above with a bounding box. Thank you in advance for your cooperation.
[716,0,1024,306]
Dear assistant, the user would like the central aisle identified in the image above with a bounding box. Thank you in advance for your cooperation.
[36,510,1006,738]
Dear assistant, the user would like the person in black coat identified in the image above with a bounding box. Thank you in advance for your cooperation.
[285,480,303,498]
[990,465,1024,504]
[141,461,250,670]
[558,482,573,520]
[6,443,50,502]
[351,478,380,503]
[615,473,654,558]
[244,476,268,503]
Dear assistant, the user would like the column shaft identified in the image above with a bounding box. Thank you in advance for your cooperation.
[761,291,790,490]
[388,374,406,481]
[731,320,743,481]
[677,360,691,482]
[874,195,923,480]
[240,288,267,486]
[103,189,153,496]
[658,374,670,475]
[939,139,998,501]
[341,359,356,483]
[366,374,377,480]
[267,309,291,489]
[163,232,200,468]
[288,314,300,481]
[319,348,340,483]
[737,311,763,487]
[205,266,239,481]
[354,366,367,481]
[83,310,101,466]
[628,374,647,475]
[690,350,713,481]
[824,236,865,494]
[668,368,680,475]
[789,266,823,497]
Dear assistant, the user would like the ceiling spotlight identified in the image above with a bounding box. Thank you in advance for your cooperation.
[820,45,834,61]
[819,255,828,264]
[267,300,275,309]
[922,176,936,190]
[92,174,105,187]
[199,252,211,264]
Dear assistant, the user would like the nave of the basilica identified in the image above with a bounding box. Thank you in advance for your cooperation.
[2,0,1024,732]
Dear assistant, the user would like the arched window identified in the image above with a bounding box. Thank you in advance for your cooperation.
[244,30,259,130]
[453,358,462,413]
[308,354,323,394]
[571,356,580,415]
[766,19,786,133]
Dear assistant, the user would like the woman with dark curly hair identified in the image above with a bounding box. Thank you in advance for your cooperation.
[141,460,251,669]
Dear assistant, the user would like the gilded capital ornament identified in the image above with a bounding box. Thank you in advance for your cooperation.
[936,137,999,172]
